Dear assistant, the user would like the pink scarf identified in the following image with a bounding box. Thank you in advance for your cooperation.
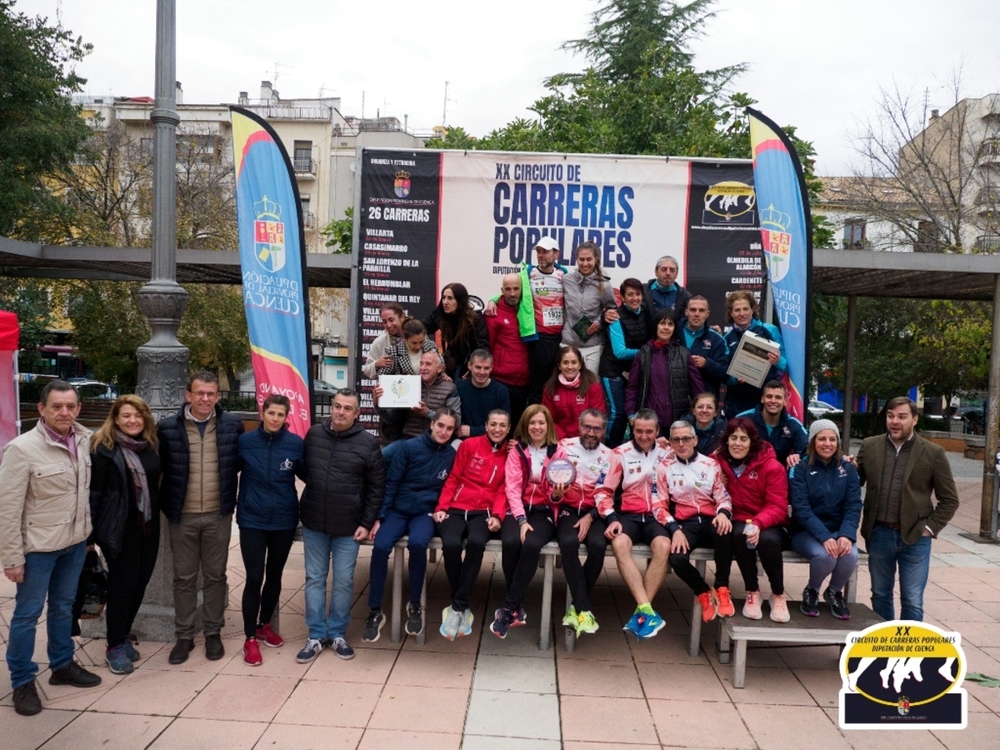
[558,373,581,389]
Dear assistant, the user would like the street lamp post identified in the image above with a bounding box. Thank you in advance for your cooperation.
[136,0,189,418]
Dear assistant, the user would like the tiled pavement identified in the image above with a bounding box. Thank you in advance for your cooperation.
[3,452,1000,749]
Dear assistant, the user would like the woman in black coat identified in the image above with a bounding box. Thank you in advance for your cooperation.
[424,282,489,379]
[89,395,162,675]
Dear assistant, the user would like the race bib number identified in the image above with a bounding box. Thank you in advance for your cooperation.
[542,306,564,327]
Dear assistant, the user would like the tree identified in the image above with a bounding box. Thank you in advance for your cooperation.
[59,121,249,388]
[475,0,752,159]
[0,1,91,241]
[0,279,55,371]
[851,76,999,253]
[320,206,354,253]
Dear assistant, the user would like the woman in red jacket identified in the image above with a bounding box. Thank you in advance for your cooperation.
[714,417,791,623]
[541,345,606,440]
[433,409,511,641]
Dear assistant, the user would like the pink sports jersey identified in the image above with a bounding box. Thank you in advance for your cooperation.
[595,442,673,525]
[655,452,732,522]
[529,265,566,335]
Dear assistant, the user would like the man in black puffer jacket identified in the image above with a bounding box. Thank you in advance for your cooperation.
[296,389,385,663]
[157,371,244,666]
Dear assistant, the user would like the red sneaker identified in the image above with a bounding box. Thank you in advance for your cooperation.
[243,638,262,666]
[696,591,717,623]
[256,623,284,648]
[715,587,736,617]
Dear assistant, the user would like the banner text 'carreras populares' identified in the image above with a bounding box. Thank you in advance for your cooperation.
[231,107,312,436]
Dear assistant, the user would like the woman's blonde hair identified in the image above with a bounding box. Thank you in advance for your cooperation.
[92,394,158,451]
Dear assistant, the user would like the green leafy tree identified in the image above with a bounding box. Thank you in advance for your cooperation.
[0,280,55,371]
[0,1,91,240]
[320,206,354,253]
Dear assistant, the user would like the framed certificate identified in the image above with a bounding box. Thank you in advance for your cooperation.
[378,375,420,408]
[726,330,780,389]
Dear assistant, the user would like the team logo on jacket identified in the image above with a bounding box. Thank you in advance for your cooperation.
[437,469,449,481]
[279,458,294,471]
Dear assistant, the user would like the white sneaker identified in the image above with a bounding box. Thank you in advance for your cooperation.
[742,591,763,620]
[459,608,475,637]
[440,606,463,641]
[769,593,791,623]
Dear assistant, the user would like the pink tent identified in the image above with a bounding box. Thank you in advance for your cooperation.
[0,311,20,454]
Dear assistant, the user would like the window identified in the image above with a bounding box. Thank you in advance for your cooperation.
[293,141,314,173]
[842,219,866,249]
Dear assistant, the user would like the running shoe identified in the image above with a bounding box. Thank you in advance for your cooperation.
[574,610,599,636]
[105,644,134,675]
[824,588,851,620]
[715,586,736,617]
[742,591,763,620]
[636,610,665,640]
[405,602,424,636]
[511,604,528,628]
[562,605,578,629]
[362,609,386,642]
[295,638,324,664]
[800,587,820,617]
[440,606,463,641]
[697,591,717,623]
[490,606,515,639]
[459,608,475,637]
[769,593,791,623]
[331,637,355,660]
[623,611,643,638]
[122,639,141,662]
[255,623,284,648]
[242,638,262,667]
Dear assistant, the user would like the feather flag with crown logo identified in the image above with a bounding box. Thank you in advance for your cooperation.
[746,108,812,422]
[231,107,312,436]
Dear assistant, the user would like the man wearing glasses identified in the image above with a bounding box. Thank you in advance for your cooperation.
[158,370,245,664]
[658,420,735,624]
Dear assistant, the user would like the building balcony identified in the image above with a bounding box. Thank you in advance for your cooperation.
[974,234,1000,253]
[303,211,317,230]
[977,138,1000,165]
[293,157,316,179]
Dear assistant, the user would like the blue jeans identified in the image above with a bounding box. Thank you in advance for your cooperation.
[302,528,360,641]
[368,511,435,609]
[867,524,932,621]
[7,541,86,689]
[791,531,859,593]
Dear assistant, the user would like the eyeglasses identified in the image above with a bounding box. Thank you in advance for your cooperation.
[191,391,219,399]
[669,436,696,444]
[580,424,605,433]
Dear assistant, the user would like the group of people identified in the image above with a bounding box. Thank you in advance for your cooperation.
[0,237,960,718]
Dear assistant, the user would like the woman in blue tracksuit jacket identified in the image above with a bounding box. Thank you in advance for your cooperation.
[236,394,305,665]
[362,408,459,642]
[788,419,861,621]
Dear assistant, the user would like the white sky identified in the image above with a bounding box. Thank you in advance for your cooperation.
[14,0,1000,175]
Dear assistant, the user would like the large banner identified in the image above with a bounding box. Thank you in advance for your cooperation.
[0,311,18,453]
[747,108,812,422]
[230,108,312,436]
[354,149,764,426]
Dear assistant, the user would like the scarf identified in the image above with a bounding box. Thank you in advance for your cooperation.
[114,429,152,529]
[558,373,581,389]
[652,338,669,349]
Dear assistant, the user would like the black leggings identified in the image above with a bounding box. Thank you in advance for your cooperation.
[500,510,555,610]
[556,508,607,612]
[240,527,296,639]
[668,516,725,596]
[714,521,784,595]
[105,517,160,648]
[438,511,495,612]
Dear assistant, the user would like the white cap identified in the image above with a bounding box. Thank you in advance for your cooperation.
[534,236,559,252]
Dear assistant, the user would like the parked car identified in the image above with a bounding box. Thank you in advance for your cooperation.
[952,406,984,435]
[74,380,119,400]
[313,379,339,394]
[807,399,843,420]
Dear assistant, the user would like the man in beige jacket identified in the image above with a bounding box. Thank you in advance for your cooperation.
[0,380,101,716]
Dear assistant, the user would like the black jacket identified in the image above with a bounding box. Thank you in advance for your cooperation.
[300,419,385,537]
[90,442,161,559]
[157,404,245,524]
